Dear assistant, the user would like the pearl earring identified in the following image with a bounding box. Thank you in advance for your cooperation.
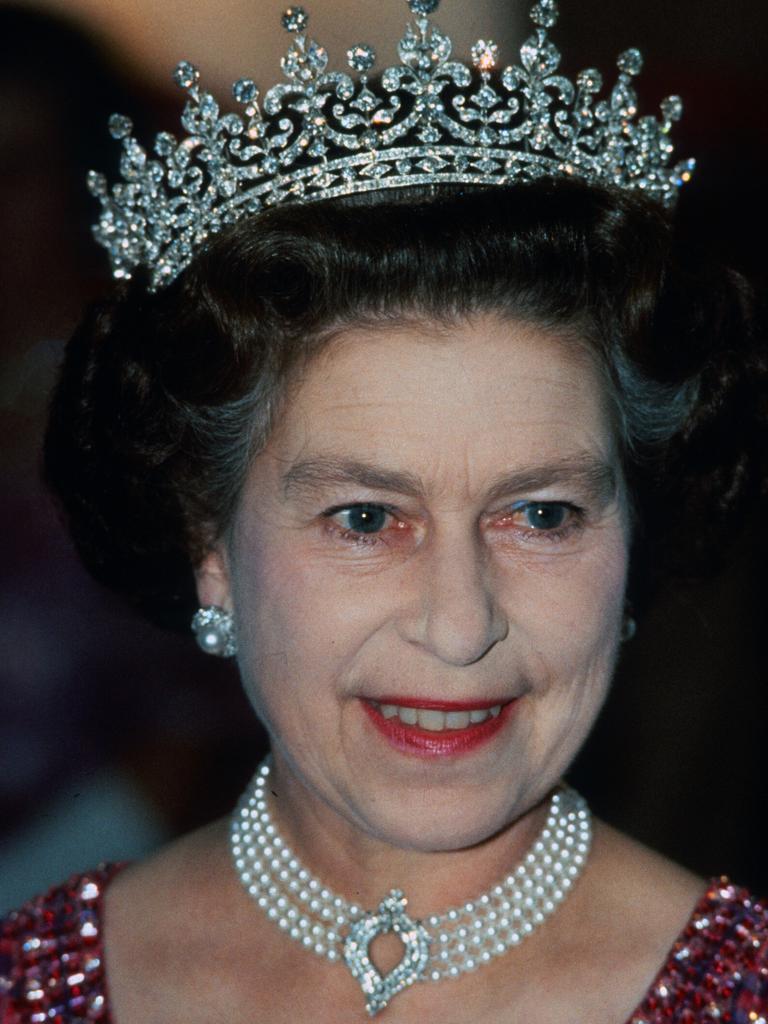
[191,605,237,657]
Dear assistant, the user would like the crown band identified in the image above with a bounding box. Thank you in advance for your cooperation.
[88,0,695,291]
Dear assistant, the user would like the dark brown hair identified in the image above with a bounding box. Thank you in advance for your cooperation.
[44,180,767,628]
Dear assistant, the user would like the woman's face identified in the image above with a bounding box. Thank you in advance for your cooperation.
[201,314,630,851]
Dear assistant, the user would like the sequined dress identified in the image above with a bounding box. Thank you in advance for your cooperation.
[1,868,767,1023]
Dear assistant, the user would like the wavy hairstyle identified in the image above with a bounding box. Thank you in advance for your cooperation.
[44,180,767,628]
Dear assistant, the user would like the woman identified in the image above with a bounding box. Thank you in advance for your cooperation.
[2,1,767,1021]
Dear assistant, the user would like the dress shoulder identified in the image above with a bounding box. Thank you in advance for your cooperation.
[0,864,124,1024]
[628,877,768,1023]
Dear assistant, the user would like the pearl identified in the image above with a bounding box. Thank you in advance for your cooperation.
[231,759,591,989]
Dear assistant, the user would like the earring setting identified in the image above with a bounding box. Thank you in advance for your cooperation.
[191,605,238,657]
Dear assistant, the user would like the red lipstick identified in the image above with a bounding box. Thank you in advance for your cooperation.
[361,698,517,758]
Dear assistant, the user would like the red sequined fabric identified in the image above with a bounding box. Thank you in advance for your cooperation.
[1,871,766,1022]
[0,865,121,1024]
[629,879,768,1023]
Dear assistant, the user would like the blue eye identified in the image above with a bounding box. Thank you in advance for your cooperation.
[519,503,569,530]
[335,505,389,534]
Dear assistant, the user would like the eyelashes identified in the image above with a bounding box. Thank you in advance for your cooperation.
[328,504,394,536]
[321,501,586,549]
[321,503,401,547]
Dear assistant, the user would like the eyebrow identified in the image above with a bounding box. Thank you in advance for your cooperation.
[281,453,618,506]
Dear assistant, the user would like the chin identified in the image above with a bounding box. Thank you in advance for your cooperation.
[345,776,532,853]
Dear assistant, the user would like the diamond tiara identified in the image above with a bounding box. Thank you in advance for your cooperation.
[88,0,695,292]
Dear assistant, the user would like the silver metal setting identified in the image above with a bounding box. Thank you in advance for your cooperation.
[230,758,592,1016]
[89,0,694,291]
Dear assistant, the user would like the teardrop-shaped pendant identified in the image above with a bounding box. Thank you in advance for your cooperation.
[343,890,431,1016]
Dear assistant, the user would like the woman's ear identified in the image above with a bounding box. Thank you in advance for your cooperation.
[195,545,232,610]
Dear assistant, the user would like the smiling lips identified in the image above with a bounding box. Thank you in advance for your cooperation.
[362,697,517,757]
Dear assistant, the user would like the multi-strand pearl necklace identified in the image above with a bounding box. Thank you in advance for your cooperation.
[230,758,591,1017]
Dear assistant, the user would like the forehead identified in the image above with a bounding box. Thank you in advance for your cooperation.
[263,314,618,488]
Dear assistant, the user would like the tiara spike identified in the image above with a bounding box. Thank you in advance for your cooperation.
[407,0,441,16]
[530,1,558,29]
[617,48,643,77]
[108,114,133,141]
[89,0,694,290]
[281,6,309,34]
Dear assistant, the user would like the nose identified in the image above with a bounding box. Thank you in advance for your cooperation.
[398,525,508,667]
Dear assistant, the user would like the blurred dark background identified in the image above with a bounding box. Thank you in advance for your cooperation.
[1,0,766,910]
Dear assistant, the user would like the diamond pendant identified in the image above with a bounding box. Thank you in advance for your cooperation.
[343,890,431,1017]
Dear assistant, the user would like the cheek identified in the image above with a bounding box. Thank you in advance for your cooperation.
[524,535,628,735]
[229,525,386,708]
[510,528,628,697]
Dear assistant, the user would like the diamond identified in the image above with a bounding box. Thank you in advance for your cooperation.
[198,93,220,123]
[408,0,440,13]
[173,61,199,89]
[672,157,696,186]
[576,68,602,92]
[520,38,560,76]
[530,1,558,28]
[108,114,133,140]
[343,891,431,1017]
[471,40,499,73]
[306,41,328,72]
[617,48,643,76]
[281,6,308,33]
[90,0,692,291]
[86,170,107,196]
[154,132,175,157]
[347,43,376,72]
[233,78,258,103]
[281,48,302,80]
[661,95,683,122]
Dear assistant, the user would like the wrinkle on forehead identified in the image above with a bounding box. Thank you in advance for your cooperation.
[257,313,622,508]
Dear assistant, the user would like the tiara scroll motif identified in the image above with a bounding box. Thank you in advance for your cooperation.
[88,0,695,291]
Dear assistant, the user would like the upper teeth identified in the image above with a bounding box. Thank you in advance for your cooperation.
[373,703,502,731]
